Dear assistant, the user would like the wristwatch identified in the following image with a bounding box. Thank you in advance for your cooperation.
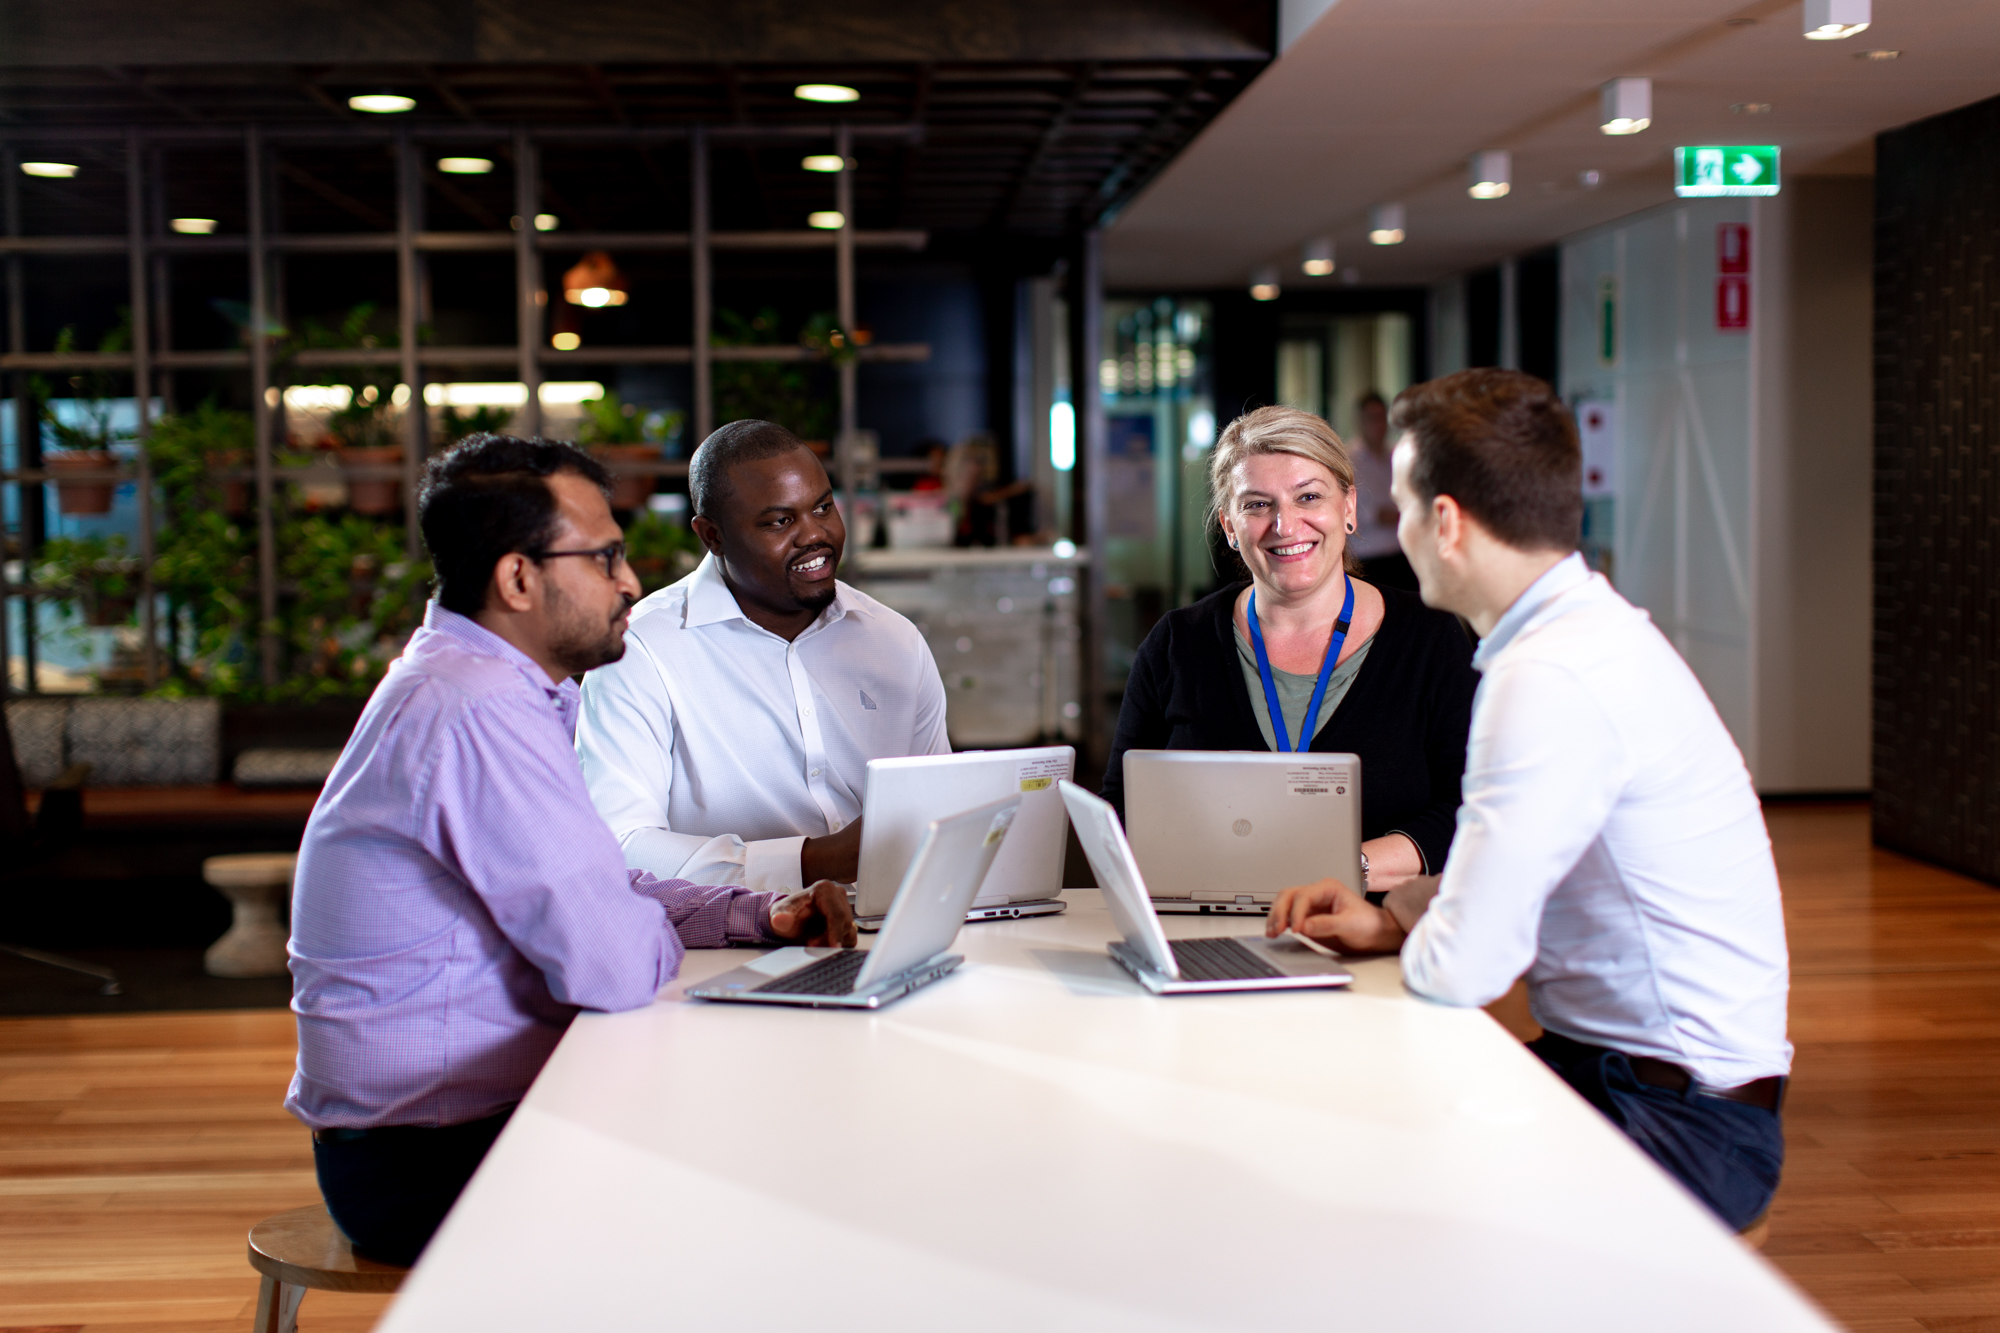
[1358,849,1370,887]
[1359,851,1389,907]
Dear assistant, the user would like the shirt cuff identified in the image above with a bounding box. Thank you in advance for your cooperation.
[737,890,789,945]
[743,836,808,896]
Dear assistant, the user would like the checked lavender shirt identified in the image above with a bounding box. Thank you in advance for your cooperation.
[285,602,782,1131]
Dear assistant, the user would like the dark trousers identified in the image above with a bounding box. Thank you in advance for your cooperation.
[1529,1032,1784,1231]
[312,1106,515,1267]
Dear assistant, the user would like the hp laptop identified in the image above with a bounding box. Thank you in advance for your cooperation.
[1123,750,1363,915]
[854,746,1074,931]
[688,795,1020,1010]
[1059,781,1351,994]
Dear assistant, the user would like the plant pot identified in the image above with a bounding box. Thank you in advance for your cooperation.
[85,591,138,627]
[336,446,404,516]
[205,450,251,515]
[592,445,660,511]
[48,451,118,515]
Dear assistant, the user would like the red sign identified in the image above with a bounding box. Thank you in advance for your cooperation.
[1716,276,1750,331]
[1717,223,1750,274]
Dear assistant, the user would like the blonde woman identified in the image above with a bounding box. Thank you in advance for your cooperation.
[1101,406,1477,893]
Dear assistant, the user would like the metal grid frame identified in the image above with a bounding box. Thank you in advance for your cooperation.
[1,119,933,692]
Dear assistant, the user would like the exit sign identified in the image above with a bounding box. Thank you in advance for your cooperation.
[1674,145,1781,197]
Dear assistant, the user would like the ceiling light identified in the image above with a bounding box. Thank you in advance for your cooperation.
[1368,203,1405,245]
[808,211,846,230]
[20,162,78,179]
[1249,266,1281,302]
[1858,48,1900,60]
[1803,0,1869,39]
[551,331,581,351]
[1300,237,1335,276]
[562,251,629,307]
[1599,78,1652,135]
[802,154,846,173]
[348,94,417,114]
[795,84,860,103]
[171,218,218,235]
[1579,169,1603,188]
[437,157,494,175]
[535,214,559,231]
[1468,150,1511,200]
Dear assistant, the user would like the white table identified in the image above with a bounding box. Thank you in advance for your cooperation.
[382,892,1836,1332]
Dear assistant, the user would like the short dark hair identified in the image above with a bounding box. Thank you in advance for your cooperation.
[688,419,809,521]
[418,434,611,615]
[1389,369,1581,553]
[1358,391,1387,410]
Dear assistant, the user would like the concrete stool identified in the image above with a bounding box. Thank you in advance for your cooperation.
[203,852,297,978]
[248,1203,407,1333]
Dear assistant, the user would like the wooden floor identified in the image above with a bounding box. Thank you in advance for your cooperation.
[0,801,1995,1331]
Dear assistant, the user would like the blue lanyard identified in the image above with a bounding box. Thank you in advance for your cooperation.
[1246,576,1354,753]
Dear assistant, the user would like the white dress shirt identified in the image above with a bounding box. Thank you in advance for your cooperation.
[577,553,951,894]
[1401,553,1792,1088]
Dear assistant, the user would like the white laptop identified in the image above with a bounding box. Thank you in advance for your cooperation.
[854,746,1073,930]
[688,795,1020,1010]
[1123,750,1364,915]
[1060,781,1352,994]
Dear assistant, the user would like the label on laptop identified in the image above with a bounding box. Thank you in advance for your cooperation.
[1286,764,1351,796]
[1019,754,1068,791]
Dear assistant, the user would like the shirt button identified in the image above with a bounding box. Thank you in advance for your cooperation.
[810,768,822,777]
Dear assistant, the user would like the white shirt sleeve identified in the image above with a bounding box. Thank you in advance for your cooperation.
[912,633,953,756]
[1400,659,1632,1008]
[578,635,808,893]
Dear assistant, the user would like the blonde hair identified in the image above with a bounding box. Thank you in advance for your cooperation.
[1207,406,1361,574]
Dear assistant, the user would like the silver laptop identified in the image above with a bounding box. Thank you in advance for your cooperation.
[1123,750,1363,915]
[688,795,1021,1010]
[1059,781,1352,995]
[854,746,1073,930]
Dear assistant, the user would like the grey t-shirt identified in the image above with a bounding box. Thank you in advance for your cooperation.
[1234,624,1375,751]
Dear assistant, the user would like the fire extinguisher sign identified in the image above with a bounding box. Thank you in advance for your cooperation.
[1715,223,1750,332]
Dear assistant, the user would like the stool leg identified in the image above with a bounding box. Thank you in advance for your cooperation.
[253,1274,306,1333]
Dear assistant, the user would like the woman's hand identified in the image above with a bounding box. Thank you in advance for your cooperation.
[1265,876,1408,955]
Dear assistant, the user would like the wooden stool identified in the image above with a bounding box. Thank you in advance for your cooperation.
[248,1203,407,1333]
[203,852,297,978]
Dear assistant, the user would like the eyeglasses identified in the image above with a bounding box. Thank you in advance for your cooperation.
[528,540,627,580]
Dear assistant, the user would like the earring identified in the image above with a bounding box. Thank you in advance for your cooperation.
[1346,522,1355,533]
[1229,539,1239,550]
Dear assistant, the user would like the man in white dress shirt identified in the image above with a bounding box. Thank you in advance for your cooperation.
[578,420,950,894]
[1268,368,1791,1231]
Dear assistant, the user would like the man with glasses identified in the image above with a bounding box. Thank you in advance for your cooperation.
[577,419,950,894]
[286,434,856,1267]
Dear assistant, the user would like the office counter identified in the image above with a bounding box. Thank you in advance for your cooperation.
[379,892,1835,1332]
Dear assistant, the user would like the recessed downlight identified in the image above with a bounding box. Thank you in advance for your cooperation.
[437,157,494,175]
[808,211,846,230]
[802,154,847,173]
[795,84,860,104]
[171,218,219,235]
[349,94,417,114]
[20,162,78,179]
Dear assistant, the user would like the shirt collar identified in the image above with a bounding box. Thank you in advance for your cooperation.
[1472,551,1593,671]
[680,550,859,637]
[420,602,579,712]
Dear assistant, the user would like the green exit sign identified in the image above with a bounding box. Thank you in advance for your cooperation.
[1675,146,1780,197]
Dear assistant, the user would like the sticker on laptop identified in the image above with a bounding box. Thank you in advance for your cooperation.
[1019,753,1068,791]
[1286,765,1352,797]
[985,806,1018,845]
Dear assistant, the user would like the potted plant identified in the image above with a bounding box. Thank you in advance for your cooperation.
[39,324,133,515]
[577,392,681,510]
[291,304,406,516]
[37,533,141,626]
[623,507,703,594]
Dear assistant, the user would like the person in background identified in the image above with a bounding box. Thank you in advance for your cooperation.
[1348,391,1417,592]
[578,419,950,893]
[288,435,855,1267]
[1104,406,1478,893]
[1267,369,1791,1232]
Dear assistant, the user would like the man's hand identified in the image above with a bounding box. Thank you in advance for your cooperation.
[769,879,859,948]
[1264,877,1407,955]
[800,818,862,886]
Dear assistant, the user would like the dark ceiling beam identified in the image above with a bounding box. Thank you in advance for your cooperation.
[422,66,481,122]
[987,64,1094,231]
[103,66,203,123]
[274,158,392,229]
[420,163,505,229]
[893,63,929,229]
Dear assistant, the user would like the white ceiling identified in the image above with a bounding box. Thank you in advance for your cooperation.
[1105,0,2000,289]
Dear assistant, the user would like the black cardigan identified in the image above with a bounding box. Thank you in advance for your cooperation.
[1101,581,1479,873]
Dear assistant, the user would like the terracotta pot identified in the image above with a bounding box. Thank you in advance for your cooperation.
[336,446,405,516]
[205,450,251,515]
[85,590,137,627]
[48,451,117,515]
[592,445,660,510]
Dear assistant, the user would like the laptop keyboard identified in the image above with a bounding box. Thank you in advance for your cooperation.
[750,949,870,996]
[1169,937,1286,982]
